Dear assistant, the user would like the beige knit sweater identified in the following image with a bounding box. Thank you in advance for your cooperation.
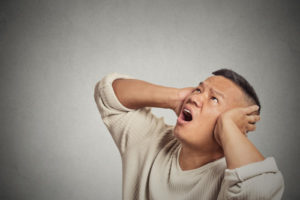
[94,73,284,200]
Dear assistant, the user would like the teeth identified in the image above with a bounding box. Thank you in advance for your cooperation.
[183,108,193,121]
[183,108,191,114]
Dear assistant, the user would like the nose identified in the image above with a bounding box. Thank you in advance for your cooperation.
[188,93,204,108]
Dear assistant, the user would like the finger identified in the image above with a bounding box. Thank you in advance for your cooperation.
[243,105,259,115]
[247,124,256,132]
[247,115,260,124]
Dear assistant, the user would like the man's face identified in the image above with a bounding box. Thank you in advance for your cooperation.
[174,75,247,152]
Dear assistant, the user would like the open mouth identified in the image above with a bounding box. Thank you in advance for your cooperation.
[182,108,193,121]
[177,106,194,125]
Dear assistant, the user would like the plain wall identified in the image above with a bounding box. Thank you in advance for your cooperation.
[0,0,299,199]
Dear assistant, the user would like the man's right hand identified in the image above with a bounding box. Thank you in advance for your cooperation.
[173,87,194,116]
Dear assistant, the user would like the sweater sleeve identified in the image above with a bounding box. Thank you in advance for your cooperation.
[94,73,170,156]
[217,157,284,200]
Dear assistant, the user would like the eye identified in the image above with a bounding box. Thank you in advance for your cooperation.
[211,96,218,103]
[193,88,201,93]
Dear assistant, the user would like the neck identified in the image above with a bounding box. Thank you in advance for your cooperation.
[178,144,223,171]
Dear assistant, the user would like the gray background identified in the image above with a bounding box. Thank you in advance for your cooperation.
[0,0,299,199]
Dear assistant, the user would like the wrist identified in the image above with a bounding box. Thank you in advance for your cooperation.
[216,118,238,146]
[168,88,181,111]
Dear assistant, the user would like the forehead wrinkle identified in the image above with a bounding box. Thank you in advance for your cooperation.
[198,81,225,99]
[210,88,225,99]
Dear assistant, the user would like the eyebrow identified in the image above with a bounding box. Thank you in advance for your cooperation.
[198,82,225,99]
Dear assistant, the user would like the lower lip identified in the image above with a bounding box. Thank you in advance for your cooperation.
[177,113,190,125]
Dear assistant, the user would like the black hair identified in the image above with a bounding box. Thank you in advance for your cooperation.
[212,68,261,114]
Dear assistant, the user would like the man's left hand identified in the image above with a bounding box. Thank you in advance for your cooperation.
[214,105,260,147]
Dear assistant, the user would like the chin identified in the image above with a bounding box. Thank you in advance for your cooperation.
[173,125,191,146]
[173,125,183,140]
[173,125,179,137]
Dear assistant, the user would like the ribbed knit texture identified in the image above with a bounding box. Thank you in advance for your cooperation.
[94,73,284,200]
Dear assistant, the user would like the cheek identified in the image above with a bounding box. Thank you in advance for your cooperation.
[194,110,222,132]
[202,108,221,123]
[189,116,216,136]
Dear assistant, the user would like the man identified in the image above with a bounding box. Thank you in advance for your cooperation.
[94,69,284,200]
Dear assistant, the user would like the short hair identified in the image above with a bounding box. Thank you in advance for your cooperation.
[212,69,261,114]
